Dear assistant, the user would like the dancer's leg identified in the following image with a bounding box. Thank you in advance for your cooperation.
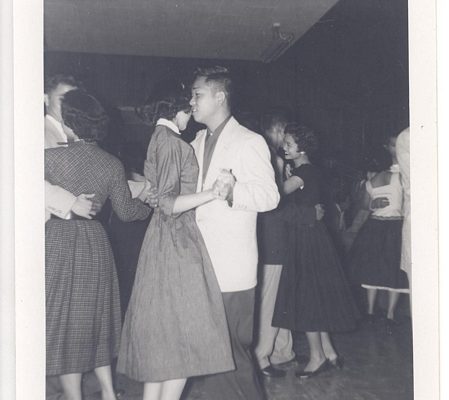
[160,378,187,400]
[59,373,82,400]
[320,332,337,361]
[366,288,377,315]
[387,291,401,320]
[94,366,117,400]
[143,382,163,400]
[304,332,326,372]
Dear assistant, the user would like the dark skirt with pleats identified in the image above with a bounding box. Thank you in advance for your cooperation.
[348,218,408,290]
[273,219,359,332]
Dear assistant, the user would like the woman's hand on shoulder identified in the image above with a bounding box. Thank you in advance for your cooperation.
[285,163,293,179]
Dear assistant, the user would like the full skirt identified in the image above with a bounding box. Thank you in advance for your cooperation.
[273,220,359,332]
[348,218,409,291]
[45,219,121,376]
[117,209,235,382]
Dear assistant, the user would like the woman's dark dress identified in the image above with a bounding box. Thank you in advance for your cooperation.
[273,164,359,332]
[45,142,150,376]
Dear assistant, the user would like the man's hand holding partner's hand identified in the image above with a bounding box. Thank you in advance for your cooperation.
[213,169,236,201]
[71,193,100,219]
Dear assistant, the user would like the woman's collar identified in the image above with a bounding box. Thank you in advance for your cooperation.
[156,118,180,134]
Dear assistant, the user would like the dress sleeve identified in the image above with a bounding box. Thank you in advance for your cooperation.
[144,127,182,217]
[109,159,151,222]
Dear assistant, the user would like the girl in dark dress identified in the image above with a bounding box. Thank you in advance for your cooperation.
[45,90,151,400]
[273,123,359,378]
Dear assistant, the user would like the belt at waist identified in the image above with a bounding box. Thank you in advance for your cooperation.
[370,215,403,221]
[50,211,97,221]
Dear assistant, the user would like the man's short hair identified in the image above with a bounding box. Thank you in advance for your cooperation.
[193,66,233,107]
[44,74,81,94]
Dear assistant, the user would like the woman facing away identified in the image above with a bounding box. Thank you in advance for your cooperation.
[272,123,359,379]
[45,89,151,400]
[117,82,235,400]
[348,134,409,334]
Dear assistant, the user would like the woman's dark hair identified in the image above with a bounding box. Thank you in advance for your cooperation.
[364,145,393,173]
[136,80,191,125]
[284,123,319,155]
[61,89,109,142]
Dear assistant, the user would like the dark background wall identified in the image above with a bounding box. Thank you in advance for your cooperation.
[44,0,409,182]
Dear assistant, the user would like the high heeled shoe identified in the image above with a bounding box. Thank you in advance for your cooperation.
[295,359,331,379]
[328,356,344,370]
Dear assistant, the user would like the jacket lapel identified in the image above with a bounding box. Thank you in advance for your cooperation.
[203,117,239,189]
[194,130,207,193]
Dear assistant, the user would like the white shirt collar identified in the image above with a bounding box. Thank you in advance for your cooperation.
[156,118,180,135]
[46,114,65,135]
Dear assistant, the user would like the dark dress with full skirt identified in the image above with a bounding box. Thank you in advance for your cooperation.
[117,125,234,382]
[273,164,359,332]
[45,142,150,375]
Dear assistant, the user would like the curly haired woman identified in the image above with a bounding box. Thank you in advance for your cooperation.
[45,89,151,400]
[272,123,359,379]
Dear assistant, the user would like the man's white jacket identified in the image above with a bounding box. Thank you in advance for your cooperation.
[191,117,280,293]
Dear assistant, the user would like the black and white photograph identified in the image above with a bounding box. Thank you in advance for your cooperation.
[0,0,446,399]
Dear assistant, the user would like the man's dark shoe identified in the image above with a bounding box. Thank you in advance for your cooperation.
[260,365,286,378]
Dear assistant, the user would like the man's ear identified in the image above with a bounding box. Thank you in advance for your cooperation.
[216,91,226,105]
[44,93,49,107]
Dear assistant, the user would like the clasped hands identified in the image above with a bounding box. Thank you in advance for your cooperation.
[137,169,236,209]
[212,169,236,202]
[137,180,159,208]
[71,193,101,219]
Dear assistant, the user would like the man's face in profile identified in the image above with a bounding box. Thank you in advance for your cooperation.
[44,83,76,121]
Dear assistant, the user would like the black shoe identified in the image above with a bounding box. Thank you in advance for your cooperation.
[328,356,344,370]
[260,365,286,378]
[295,359,331,379]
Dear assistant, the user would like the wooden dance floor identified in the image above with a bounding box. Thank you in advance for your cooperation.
[70,314,413,400]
